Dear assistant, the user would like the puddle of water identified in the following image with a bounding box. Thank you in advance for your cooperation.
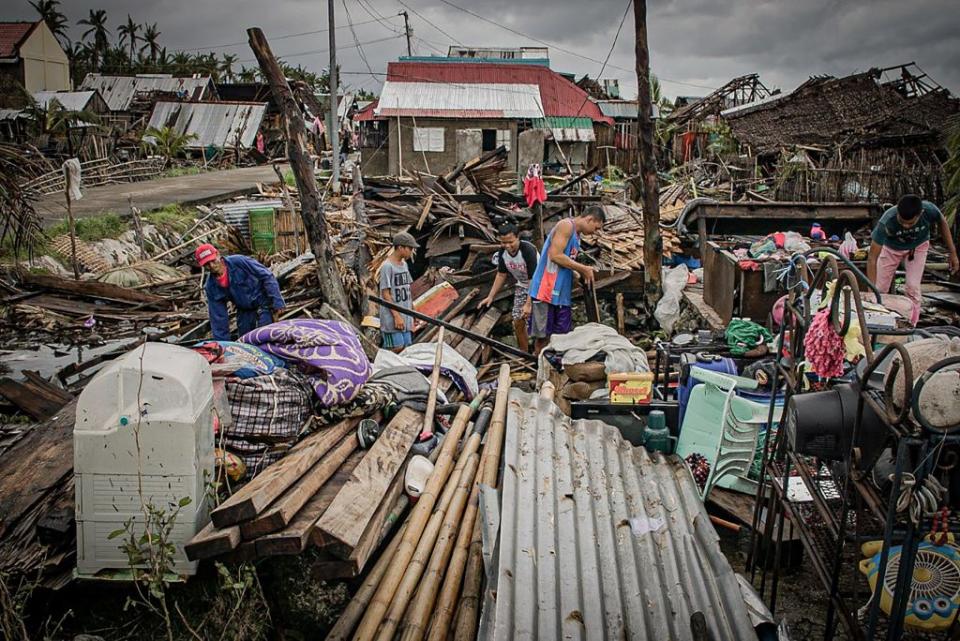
[0,340,132,381]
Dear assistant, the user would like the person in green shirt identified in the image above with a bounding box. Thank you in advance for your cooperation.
[867,195,958,325]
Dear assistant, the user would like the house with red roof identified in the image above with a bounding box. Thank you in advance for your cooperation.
[355,60,613,176]
[0,21,70,108]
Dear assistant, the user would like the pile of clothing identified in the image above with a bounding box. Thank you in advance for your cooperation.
[193,320,375,479]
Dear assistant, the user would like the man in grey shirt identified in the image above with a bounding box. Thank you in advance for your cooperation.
[379,231,418,352]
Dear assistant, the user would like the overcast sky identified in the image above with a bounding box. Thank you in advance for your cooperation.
[6,0,960,98]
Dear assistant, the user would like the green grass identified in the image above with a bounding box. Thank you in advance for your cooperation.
[143,204,196,232]
[162,165,203,178]
[47,212,126,242]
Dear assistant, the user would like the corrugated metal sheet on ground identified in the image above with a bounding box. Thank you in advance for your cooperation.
[489,388,762,641]
[216,199,282,238]
[33,90,96,112]
[147,101,266,149]
[376,81,544,119]
[80,74,213,111]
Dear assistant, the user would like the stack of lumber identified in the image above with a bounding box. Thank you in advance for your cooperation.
[587,203,682,270]
[325,365,511,641]
[186,409,421,577]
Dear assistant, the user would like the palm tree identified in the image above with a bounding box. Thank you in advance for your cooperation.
[141,126,197,162]
[219,53,238,83]
[30,0,69,48]
[237,66,259,83]
[170,51,191,75]
[140,23,162,66]
[78,9,109,71]
[117,15,140,67]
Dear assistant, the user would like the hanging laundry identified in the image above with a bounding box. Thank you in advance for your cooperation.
[523,163,547,208]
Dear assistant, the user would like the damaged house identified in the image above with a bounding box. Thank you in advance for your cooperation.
[0,20,70,103]
[355,59,612,176]
[721,63,960,202]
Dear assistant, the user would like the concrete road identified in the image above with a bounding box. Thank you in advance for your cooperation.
[36,164,286,226]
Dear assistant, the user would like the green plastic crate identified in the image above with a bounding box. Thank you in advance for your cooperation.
[249,208,276,253]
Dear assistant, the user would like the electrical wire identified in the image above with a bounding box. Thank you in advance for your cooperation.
[396,0,462,46]
[427,0,718,91]
[574,0,632,117]
[342,0,382,84]
[179,17,398,51]
[236,34,405,65]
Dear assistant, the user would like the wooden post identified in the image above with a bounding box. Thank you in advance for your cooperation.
[272,163,301,254]
[328,0,341,195]
[633,0,662,306]
[533,200,545,249]
[247,28,352,321]
[128,196,147,260]
[62,163,80,280]
[352,162,373,318]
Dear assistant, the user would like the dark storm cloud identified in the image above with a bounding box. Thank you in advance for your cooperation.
[6,0,959,97]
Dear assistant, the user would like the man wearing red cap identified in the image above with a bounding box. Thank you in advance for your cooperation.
[195,243,285,340]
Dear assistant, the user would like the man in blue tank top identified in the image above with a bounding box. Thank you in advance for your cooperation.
[527,205,606,352]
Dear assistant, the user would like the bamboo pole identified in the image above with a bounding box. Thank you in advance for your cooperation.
[380,453,480,641]
[411,444,486,641]
[325,522,408,641]
[351,400,479,641]
[421,328,445,439]
[452,365,512,641]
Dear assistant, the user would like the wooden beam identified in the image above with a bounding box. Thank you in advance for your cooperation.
[185,522,241,561]
[19,272,169,307]
[209,417,358,528]
[247,27,351,320]
[254,449,364,558]
[239,434,358,540]
[314,408,421,558]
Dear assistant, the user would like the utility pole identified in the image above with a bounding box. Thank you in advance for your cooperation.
[402,11,412,56]
[248,27,352,321]
[633,0,662,306]
[328,0,340,195]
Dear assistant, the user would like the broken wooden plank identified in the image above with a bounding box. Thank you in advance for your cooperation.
[0,378,69,420]
[209,417,359,528]
[19,272,170,307]
[314,408,421,558]
[337,474,408,574]
[254,449,364,558]
[185,521,242,561]
[240,435,359,540]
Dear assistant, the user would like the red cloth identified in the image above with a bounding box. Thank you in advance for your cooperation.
[523,176,547,208]
[771,232,786,248]
[216,267,229,289]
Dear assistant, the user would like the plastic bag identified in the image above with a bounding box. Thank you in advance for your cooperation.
[654,264,689,335]
[839,232,858,259]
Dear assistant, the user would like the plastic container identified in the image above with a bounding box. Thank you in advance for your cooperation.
[248,207,276,253]
[74,343,214,577]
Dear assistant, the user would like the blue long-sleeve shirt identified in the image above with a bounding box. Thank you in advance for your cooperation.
[204,255,285,340]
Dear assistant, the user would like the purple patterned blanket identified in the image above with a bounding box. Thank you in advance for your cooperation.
[240,319,372,407]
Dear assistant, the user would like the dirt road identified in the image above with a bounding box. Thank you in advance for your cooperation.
[36,164,287,226]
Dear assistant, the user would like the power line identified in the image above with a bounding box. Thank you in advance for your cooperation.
[342,0,381,84]
[575,0,632,117]
[236,34,405,65]
[426,0,717,91]
[395,0,462,47]
[179,17,398,51]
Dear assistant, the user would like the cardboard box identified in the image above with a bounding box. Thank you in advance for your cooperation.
[608,372,654,404]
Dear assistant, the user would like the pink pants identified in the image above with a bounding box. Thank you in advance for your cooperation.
[875,241,928,325]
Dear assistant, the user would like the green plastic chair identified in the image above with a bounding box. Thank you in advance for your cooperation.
[675,366,784,499]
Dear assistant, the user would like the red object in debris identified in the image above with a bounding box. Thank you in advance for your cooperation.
[523,176,547,208]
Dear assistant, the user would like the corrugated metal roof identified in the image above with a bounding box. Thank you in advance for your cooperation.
[532,117,596,142]
[146,101,267,149]
[598,99,640,119]
[488,388,762,640]
[80,74,214,111]
[216,198,283,237]
[33,90,97,112]
[0,22,35,58]
[384,62,613,125]
[376,81,544,119]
